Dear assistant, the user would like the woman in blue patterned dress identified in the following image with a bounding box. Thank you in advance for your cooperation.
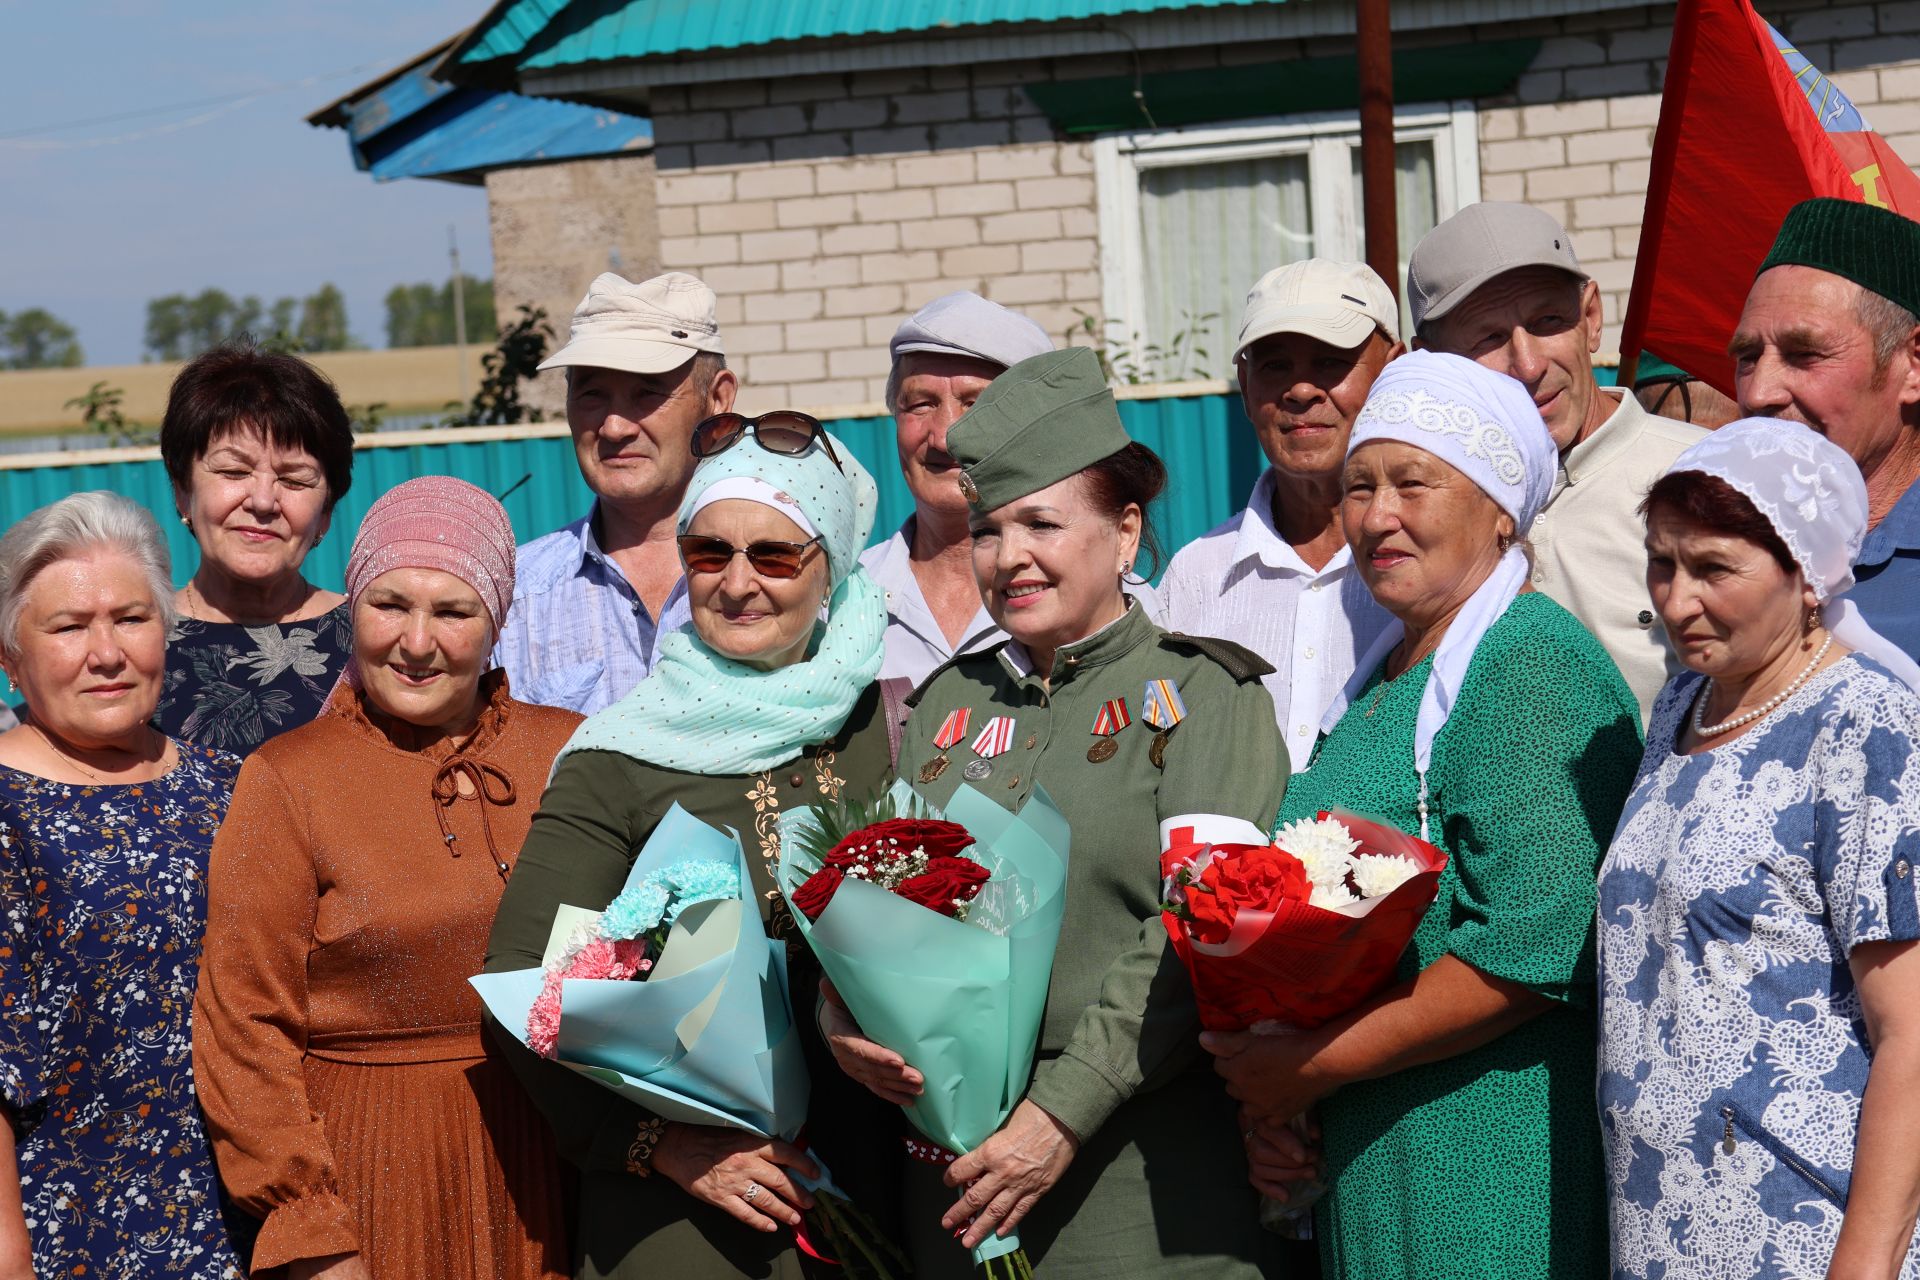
[152,339,357,756]
[1600,418,1920,1280]
[0,492,243,1278]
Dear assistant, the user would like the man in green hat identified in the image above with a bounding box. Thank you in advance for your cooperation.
[824,346,1290,1278]
[1734,197,1920,656]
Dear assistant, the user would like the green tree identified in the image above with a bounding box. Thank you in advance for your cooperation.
[385,275,495,348]
[445,305,553,426]
[0,307,84,369]
[296,283,354,353]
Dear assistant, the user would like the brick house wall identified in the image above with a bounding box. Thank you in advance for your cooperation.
[559,0,1920,414]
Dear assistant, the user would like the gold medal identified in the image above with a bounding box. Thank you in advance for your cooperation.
[919,756,950,784]
[1086,738,1118,763]
[1149,730,1169,770]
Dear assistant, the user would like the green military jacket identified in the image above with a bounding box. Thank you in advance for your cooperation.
[904,603,1288,1141]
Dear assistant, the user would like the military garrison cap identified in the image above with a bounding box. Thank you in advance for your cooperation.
[947,346,1132,510]
[1758,197,1920,319]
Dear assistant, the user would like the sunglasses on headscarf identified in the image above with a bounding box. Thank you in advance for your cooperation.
[676,533,825,579]
[691,411,843,471]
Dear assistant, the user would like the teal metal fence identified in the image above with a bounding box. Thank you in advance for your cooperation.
[0,385,1266,592]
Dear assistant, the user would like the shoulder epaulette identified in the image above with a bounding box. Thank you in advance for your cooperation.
[1159,631,1276,682]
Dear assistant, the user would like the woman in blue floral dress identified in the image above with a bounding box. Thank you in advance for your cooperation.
[152,339,357,756]
[1601,420,1920,1279]
[0,492,244,1278]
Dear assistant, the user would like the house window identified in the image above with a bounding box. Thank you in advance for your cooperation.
[1093,104,1480,382]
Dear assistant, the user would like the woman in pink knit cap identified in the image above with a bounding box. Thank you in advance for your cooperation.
[193,477,582,1280]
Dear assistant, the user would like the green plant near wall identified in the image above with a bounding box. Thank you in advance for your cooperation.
[444,306,555,427]
[64,381,155,448]
[1064,308,1219,385]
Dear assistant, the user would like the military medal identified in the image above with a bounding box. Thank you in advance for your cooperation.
[1087,697,1130,763]
[919,708,972,783]
[1141,678,1188,770]
[964,716,1016,780]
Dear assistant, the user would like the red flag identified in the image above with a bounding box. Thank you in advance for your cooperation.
[1618,0,1920,395]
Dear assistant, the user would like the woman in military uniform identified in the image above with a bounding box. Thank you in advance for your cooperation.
[484,415,900,1280]
[822,347,1291,1278]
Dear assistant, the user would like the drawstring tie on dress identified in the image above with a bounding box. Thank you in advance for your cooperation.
[431,757,518,881]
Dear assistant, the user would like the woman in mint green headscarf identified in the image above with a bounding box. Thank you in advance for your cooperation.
[485,413,899,1280]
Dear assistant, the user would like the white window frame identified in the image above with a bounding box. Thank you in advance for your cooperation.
[1093,102,1482,373]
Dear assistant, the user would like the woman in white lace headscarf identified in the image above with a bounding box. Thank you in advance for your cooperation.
[1207,351,1645,1280]
[1598,417,1920,1280]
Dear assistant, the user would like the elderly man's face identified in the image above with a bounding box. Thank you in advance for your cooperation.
[1238,331,1398,483]
[1421,266,1607,451]
[1733,266,1920,484]
[892,352,1004,519]
[566,359,737,510]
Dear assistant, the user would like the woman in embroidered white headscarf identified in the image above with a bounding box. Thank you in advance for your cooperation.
[1202,350,1644,1280]
[484,413,902,1280]
[1599,417,1920,1280]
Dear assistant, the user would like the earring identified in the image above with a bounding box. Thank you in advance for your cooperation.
[179,515,192,533]
[313,533,323,549]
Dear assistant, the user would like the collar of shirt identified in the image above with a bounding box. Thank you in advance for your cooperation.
[1557,387,1648,492]
[999,598,1154,686]
[1229,468,1357,580]
[1861,472,1920,568]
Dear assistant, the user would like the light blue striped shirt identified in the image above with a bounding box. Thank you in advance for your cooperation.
[492,508,690,715]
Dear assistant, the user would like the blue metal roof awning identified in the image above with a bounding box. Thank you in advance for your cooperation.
[310,37,651,185]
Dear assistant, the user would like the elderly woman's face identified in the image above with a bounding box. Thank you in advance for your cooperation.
[1644,507,1815,682]
[970,473,1139,656]
[893,353,1003,519]
[683,499,829,671]
[353,568,494,736]
[179,426,332,587]
[4,549,168,750]
[1342,441,1514,630]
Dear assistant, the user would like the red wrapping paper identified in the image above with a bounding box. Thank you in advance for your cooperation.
[1160,811,1449,1033]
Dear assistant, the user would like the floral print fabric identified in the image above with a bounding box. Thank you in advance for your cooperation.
[0,744,243,1278]
[1599,655,1920,1279]
[153,604,353,757]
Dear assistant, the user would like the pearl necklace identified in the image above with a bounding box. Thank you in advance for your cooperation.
[1692,631,1834,738]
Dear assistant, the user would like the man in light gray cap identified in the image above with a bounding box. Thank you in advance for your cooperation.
[1160,259,1399,765]
[492,270,738,714]
[858,292,1057,719]
[1410,203,1702,721]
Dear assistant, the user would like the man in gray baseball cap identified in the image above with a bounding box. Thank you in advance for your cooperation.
[1160,258,1398,765]
[493,270,739,713]
[1410,203,1702,721]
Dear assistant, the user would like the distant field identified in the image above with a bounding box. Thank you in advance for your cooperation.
[0,345,489,435]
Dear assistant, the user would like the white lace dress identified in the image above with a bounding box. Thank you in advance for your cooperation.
[1598,654,1920,1279]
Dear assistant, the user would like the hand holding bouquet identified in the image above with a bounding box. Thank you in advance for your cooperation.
[780,781,1072,1278]
[1161,810,1448,1229]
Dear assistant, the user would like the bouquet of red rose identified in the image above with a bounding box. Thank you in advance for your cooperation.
[781,781,1071,1280]
[1160,809,1448,1230]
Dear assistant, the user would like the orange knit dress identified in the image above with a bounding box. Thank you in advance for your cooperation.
[192,672,581,1278]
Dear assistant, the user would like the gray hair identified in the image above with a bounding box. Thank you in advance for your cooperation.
[884,351,1008,417]
[0,491,176,661]
[1856,286,1920,371]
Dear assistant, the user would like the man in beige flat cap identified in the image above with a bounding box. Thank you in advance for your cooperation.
[493,271,738,713]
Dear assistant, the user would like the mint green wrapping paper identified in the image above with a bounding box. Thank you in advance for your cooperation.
[471,803,810,1141]
[778,782,1071,1263]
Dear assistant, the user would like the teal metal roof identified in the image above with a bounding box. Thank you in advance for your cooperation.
[458,0,1275,70]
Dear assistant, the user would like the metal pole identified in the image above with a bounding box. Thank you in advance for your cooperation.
[1356,0,1399,300]
[449,224,469,404]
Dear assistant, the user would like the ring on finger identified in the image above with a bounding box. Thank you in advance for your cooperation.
[744,1182,762,1204]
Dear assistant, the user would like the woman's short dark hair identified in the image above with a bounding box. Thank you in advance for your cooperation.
[1079,442,1168,578]
[1640,470,1796,575]
[160,339,355,512]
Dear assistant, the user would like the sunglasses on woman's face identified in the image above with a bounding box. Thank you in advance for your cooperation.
[676,533,824,579]
[690,411,843,470]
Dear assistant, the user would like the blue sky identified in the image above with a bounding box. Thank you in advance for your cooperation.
[1,0,497,365]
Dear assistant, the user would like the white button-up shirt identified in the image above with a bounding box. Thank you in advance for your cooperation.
[1158,469,1393,768]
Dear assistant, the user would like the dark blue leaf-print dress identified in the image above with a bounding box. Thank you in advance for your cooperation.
[152,605,353,758]
[0,744,245,1278]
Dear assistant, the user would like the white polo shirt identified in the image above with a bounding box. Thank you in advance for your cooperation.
[1159,469,1394,767]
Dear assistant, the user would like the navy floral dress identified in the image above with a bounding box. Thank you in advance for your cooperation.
[153,605,353,757]
[0,744,245,1278]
